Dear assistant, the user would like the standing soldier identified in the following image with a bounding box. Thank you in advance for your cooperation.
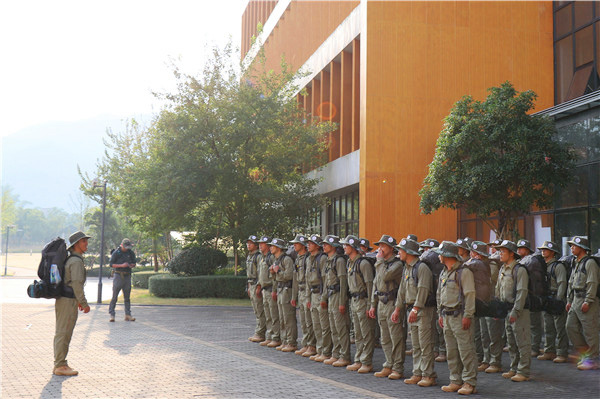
[305,235,329,361]
[420,239,446,363]
[565,236,599,370]
[370,235,405,379]
[517,239,544,358]
[321,235,351,367]
[537,241,568,363]
[246,235,266,343]
[395,237,437,387]
[257,236,280,348]
[290,234,315,356]
[359,238,377,257]
[435,241,478,395]
[496,240,531,382]
[270,238,297,352]
[342,235,376,373]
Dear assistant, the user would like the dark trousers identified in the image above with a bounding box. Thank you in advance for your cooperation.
[109,272,132,316]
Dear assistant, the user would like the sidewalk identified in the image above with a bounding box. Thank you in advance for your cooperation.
[2,302,599,399]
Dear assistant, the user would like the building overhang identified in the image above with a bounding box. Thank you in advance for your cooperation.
[535,90,600,120]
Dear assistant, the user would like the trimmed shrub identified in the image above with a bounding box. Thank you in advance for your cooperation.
[86,266,112,278]
[168,246,228,276]
[148,275,247,298]
[132,271,162,289]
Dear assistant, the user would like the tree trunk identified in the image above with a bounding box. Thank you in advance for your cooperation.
[153,236,159,272]
[234,245,238,276]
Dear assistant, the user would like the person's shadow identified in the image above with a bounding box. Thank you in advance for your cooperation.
[39,374,66,399]
[103,320,138,355]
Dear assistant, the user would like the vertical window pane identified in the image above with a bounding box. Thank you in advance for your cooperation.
[557,166,589,208]
[555,209,588,253]
[575,25,594,67]
[590,165,599,206]
[591,207,600,251]
[555,4,573,38]
[556,36,574,104]
[574,1,593,29]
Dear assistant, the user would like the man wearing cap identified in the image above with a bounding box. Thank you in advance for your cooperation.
[435,241,477,395]
[342,235,376,373]
[369,234,405,379]
[420,239,446,363]
[108,238,137,322]
[496,240,531,382]
[537,240,568,363]
[359,238,377,258]
[305,234,330,361]
[270,238,297,351]
[257,236,280,348]
[566,236,599,370]
[393,237,437,387]
[516,239,544,358]
[290,234,315,355]
[321,235,351,367]
[53,231,91,376]
[246,235,266,343]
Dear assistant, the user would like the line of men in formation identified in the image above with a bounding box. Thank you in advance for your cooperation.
[245,233,600,396]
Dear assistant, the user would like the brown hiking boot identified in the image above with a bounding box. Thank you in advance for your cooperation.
[441,383,462,392]
[511,374,530,382]
[553,356,568,363]
[333,359,351,367]
[295,346,307,355]
[248,334,264,343]
[406,349,413,356]
[266,341,281,348]
[282,345,297,352]
[458,383,476,395]
[477,362,489,372]
[303,346,317,357]
[53,365,78,376]
[404,375,422,384]
[502,370,516,379]
[314,355,328,363]
[260,339,271,347]
[124,315,136,321]
[357,364,373,374]
[435,354,447,362]
[374,367,392,378]
[537,352,556,361]
[276,344,285,351]
[109,315,115,322]
[324,357,338,365]
[346,362,362,371]
[485,365,502,373]
[417,377,436,387]
[388,371,403,380]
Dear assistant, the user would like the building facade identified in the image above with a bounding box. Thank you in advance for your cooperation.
[241,0,599,252]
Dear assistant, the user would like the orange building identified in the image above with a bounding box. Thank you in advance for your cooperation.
[242,1,600,251]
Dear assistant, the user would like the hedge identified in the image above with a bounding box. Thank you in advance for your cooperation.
[132,271,163,289]
[86,267,112,278]
[148,275,247,298]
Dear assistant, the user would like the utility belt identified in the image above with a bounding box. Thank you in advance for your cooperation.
[376,289,397,305]
[310,285,322,294]
[277,281,293,289]
[327,284,341,296]
[350,291,368,299]
[574,289,587,298]
[441,307,462,317]
[247,278,258,285]
[262,285,273,292]
[113,270,131,278]
[298,282,306,291]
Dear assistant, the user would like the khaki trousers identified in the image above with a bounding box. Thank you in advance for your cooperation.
[409,307,436,378]
[543,310,568,357]
[328,292,350,361]
[443,314,477,387]
[350,296,375,365]
[277,286,297,347]
[298,288,315,347]
[566,297,599,359]
[505,309,531,377]
[54,297,78,368]
[377,301,405,373]
[262,287,280,342]
[250,283,266,338]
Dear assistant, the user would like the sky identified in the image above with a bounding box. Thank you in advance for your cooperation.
[0,0,247,139]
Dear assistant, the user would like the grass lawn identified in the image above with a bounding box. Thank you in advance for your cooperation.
[107,287,252,307]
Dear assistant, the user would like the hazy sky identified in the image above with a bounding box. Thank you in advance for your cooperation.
[0,0,246,138]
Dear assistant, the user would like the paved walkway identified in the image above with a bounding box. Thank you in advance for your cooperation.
[2,301,599,399]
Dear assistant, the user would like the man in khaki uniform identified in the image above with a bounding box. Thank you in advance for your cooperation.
[257,236,280,348]
[496,240,531,382]
[342,235,375,373]
[290,234,315,356]
[321,235,351,367]
[517,239,544,358]
[270,238,297,352]
[53,231,91,376]
[305,235,330,361]
[565,236,599,370]
[246,235,266,343]
[395,237,437,387]
[537,241,568,363]
[371,234,405,379]
[420,239,446,363]
[435,241,477,395]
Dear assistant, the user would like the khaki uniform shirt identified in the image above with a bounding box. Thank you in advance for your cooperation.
[437,261,476,319]
[496,259,528,318]
[305,251,326,290]
[273,253,294,283]
[397,257,432,309]
[347,254,374,300]
[64,252,88,308]
[488,254,501,288]
[568,256,599,304]
[546,256,567,301]
[322,254,348,304]
[257,251,274,288]
[371,255,403,308]
[246,250,260,281]
[292,252,308,301]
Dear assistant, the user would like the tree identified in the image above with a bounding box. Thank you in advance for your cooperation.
[419,82,577,241]
[83,41,334,267]
[1,186,18,229]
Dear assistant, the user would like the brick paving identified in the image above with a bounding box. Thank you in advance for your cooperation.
[1,303,599,398]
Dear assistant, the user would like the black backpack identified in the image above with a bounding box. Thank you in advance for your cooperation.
[576,255,600,299]
[458,258,492,317]
[515,253,549,312]
[414,250,444,307]
[350,256,376,281]
[27,237,75,299]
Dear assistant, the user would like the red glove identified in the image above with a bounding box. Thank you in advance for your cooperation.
[509,315,516,324]
[82,306,90,314]
[582,302,590,313]
[256,286,262,298]
[78,303,83,311]
[271,292,277,301]
[320,301,328,309]
[307,302,311,309]
[339,305,346,315]
[291,299,297,307]
[438,316,444,328]
[462,317,471,330]
[566,303,571,312]
[367,307,376,319]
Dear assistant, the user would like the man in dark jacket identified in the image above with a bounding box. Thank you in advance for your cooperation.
[109,238,136,322]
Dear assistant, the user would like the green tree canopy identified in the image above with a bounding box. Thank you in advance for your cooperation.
[83,42,333,265]
[419,82,577,240]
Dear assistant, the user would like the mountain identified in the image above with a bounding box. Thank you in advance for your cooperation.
[1,115,145,212]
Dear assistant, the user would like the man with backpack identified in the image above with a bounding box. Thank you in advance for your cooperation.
[305,234,330,361]
[435,241,478,395]
[246,235,266,343]
[565,236,599,370]
[257,236,280,348]
[517,239,545,358]
[395,237,437,387]
[53,231,91,376]
[341,234,376,373]
[537,240,568,364]
[321,235,351,367]
[290,234,314,356]
[270,238,297,352]
[108,238,137,322]
[496,240,531,382]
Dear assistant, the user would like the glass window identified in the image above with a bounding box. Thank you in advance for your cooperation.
[557,166,589,208]
[590,112,600,162]
[566,64,593,100]
[575,25,594,67]
[556,36,574,104]
[555,4,573,38]
[573,1,593,30]
[590,164,600,205]
[554,209,588,250]
[591,207,600,251]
